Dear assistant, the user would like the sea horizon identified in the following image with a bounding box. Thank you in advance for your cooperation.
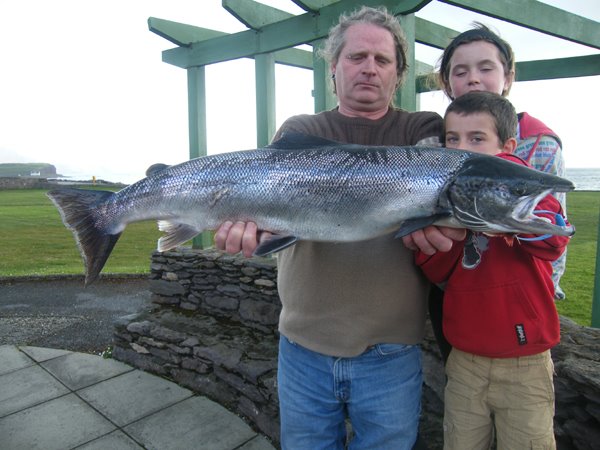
[565,168,600,191]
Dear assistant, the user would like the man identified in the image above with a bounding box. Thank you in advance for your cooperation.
[216,6,463,449]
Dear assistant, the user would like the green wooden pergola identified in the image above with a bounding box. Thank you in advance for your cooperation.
[148,0,600,325]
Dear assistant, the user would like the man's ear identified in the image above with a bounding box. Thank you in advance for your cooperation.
[503,137,517,154]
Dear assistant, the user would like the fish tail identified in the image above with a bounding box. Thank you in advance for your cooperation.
[47,188,121,286]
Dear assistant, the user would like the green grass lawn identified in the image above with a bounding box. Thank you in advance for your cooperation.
[0,188,161,278]
[554,191,600,326]
[0,188,598,326]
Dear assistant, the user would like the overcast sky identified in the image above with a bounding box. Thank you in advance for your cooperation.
[0,0,598,183]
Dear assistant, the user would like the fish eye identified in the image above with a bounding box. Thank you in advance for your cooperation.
[511,183,528,196]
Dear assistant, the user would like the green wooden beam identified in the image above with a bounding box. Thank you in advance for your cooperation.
[272,48,313,69]
[515,54,600,81]
[291,0,340,13]
[415,54,600,93]
[415,60,433,76]
[148,17,225,46]
[150,16,313,70]
[162,0,433,68]
[223,0,293,30]
[414,60,436,95]
[415,17,458,49]
[439,0,600,49]
[416,74,435,94]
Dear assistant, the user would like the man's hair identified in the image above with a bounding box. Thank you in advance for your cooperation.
[437,22,516,99]
[445,91,518,143]
[320,6,408,90]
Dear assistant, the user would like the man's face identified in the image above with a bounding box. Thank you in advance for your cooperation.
[332,23,399,117]
[444,111,503,156]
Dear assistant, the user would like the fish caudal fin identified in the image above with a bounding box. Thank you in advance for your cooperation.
[47,188,121,286]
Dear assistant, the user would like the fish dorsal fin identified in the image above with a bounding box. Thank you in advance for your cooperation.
[267,132,342,150]
[253,235,298,256]
[146,163,170,177]
[157,221,201,251]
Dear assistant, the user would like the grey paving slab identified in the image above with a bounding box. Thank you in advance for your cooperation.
[124,396,258,450]
[41,351,133,390]
[0,393,116,450]
[0,364,69,417]
[78,369,193,427]
[0,344,34,375]
[239,435,277,449]
[76,430,144,449]
[20,345,72,362]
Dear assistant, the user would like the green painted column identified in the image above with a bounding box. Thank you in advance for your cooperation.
[395,14,417,112]
[255,53,276,147]
[187,66,212,249]
[312,40,337,113]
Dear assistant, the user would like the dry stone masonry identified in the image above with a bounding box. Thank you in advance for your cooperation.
[113,248,600,450]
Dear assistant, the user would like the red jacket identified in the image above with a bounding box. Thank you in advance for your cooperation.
[415,153,569,358]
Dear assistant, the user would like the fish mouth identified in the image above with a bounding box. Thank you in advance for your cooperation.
[454,189,574,237]
[506,189,574,237]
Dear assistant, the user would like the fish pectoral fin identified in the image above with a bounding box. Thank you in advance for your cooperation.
[253,235,298,257]
[394,213,453,239]
[157,221,201,251]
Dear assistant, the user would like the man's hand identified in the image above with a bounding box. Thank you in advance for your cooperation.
[214,221,271,258]
[401,226,466,255]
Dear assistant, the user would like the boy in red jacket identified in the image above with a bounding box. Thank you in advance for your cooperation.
[416,91,568,449]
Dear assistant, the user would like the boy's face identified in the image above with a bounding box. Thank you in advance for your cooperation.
[444,111,505,155]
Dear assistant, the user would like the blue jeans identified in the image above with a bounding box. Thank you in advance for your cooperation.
[277,335,422,450]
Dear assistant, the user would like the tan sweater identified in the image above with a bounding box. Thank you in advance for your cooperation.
[274,108,443,357]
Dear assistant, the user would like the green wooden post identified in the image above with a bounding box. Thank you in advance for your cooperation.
[312,40,337,113]
[187,66,212,249]
[255,53,276,147]
[592,206,600,328]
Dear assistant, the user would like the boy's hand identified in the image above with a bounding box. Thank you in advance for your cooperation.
[402,226,466,255]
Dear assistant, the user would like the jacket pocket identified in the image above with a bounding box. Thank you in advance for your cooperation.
[443,281,540,355]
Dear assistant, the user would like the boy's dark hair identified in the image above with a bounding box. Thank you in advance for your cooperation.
[445,91,518,143]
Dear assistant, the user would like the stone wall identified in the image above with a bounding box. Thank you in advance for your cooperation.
[112,248,600,450]
[0,177,54,190]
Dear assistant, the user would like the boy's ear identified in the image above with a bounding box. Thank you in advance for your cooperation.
[503,137,518,154]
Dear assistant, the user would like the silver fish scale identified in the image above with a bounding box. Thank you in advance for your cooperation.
[104,145,472,242]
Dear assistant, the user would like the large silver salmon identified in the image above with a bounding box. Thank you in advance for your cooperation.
[47,133,574,285]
